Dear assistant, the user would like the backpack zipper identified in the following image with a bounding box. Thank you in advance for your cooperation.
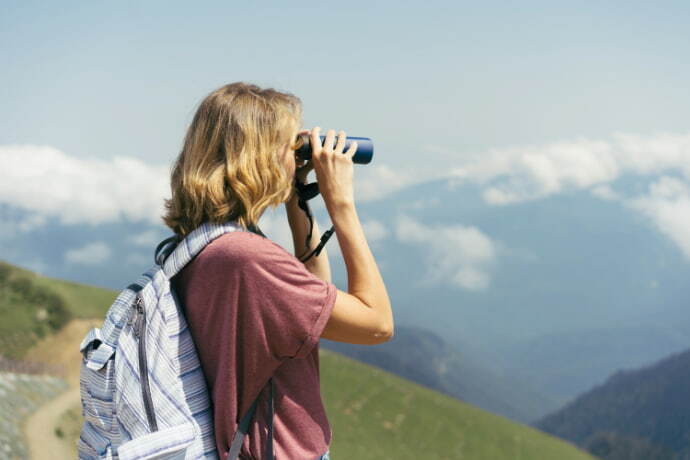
[133,295,159,432]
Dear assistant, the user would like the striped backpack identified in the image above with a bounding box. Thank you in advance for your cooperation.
[78,221,276,459]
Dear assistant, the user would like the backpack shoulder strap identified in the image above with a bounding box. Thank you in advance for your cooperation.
[155,220,276,459]
[157,221,246,277]
[227,378,274,460]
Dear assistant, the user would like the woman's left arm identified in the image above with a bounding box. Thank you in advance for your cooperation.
[285,192,332,283]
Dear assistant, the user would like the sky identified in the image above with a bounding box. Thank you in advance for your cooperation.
[1,0,690,282]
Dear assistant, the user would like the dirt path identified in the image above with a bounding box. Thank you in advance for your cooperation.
[22,319,99,459]
[24,386,80,459]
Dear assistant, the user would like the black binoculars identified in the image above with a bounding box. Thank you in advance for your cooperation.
[294,133,373,165]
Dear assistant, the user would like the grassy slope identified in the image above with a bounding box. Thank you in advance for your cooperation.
[5,261,595,459]
[320,349,594,460]
[52,348,598,460]
[30,273,117,319]
[0,260,116,320]
[0,261,115,358]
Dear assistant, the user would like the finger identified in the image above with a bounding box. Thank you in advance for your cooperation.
[311,127,322,159]
[335,130,346,154]
[324,129,336,152]
[344,140,358,160]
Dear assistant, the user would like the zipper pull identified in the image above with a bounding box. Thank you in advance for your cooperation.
[127,299,137,328]
[132,296,144,339]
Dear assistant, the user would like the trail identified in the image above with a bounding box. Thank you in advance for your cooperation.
[24,386,80,460]
[22,319,99,460]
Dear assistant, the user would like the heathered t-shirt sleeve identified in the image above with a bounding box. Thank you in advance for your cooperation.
[232,231,337,361]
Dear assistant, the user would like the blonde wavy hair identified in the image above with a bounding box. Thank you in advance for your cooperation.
[162,82,303,236]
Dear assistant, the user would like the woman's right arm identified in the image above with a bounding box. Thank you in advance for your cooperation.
[308,127,393,345]
[322,201,393,345]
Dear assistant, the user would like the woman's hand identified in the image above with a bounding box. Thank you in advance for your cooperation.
[309,127,358,210]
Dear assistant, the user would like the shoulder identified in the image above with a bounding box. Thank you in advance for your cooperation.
[203,230,294,265]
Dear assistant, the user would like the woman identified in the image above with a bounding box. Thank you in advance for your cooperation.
[165,82,394,460]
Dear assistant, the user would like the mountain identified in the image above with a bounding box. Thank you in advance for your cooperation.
[341,174,690,419]
[533,346,690,460]
[322,325,555,423]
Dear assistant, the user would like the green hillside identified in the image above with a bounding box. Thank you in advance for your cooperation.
[0,260,117,318]
[0,261,116,358]
[320,349,594,459]
[2,260,596,459]
[323,326,556,424]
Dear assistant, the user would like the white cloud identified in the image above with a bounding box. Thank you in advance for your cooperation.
[17,213,47,232]
[0,213,47,240]
[258,204,389,264]
[625,176,690,259]
[258,207,295,254]
[5,131,690,264]
[125,252,150,268]
[254,205,345,265]
[4,132,689,227]
[395,215,498,291]
[440,131,690,260]
[362,219,389,243]
[403,197,441,210]
[447,131,690,205]
[20,258,49,275]
[0,144,169,225]
[590,184,622,201]
[322,223,343,265]
[64,241,112,265]
[354,164,419,202]
[127,229,166,247]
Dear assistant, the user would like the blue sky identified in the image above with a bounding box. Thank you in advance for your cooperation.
[2,1,689,167]
[1,1,690,281]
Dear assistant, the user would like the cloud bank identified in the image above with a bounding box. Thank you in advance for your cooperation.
[443,131,690,261]
[395,215,498,291]
[626,176,690,259]
[0,145,170,226]
[3,130,690,273]
[64,241,111,265]
[447,131,690,205]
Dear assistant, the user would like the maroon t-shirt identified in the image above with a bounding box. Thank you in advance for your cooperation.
[171,230,337,460]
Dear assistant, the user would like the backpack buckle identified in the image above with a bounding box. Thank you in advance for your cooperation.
[80,326,115,371]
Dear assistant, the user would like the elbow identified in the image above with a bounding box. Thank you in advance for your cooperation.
[374,320,394,344]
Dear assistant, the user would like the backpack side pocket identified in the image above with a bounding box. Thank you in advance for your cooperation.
[116,422,195,460]
[78,419,114,459]
[79,327,117,435]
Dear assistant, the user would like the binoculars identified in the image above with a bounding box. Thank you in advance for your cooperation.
[294,133,373,165]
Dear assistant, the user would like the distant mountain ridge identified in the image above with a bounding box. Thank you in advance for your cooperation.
[533,346,690,459]
[344,174,690,418]
[322,325,556,423]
